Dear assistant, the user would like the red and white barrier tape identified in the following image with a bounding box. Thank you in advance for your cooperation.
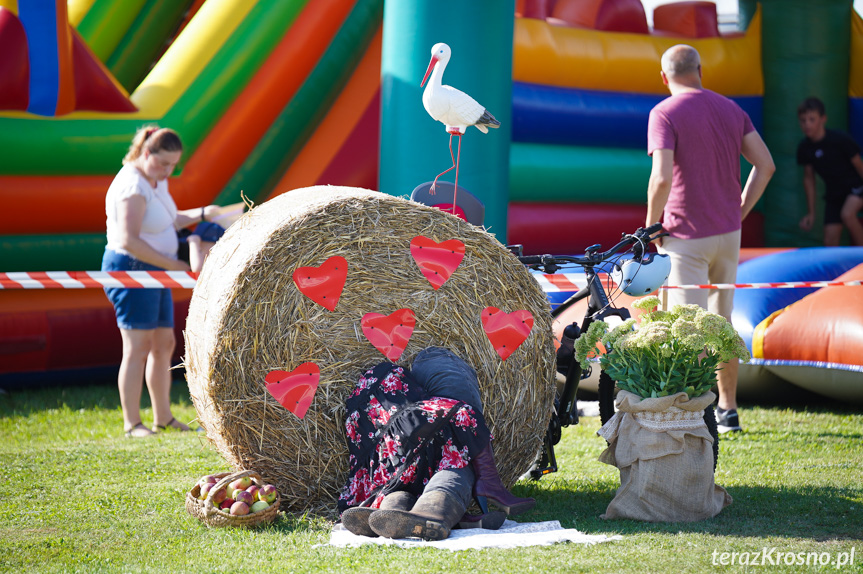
[531,272,597,292]
[660,280,862,290]
[1,271,861,290]
[0,271,198,290]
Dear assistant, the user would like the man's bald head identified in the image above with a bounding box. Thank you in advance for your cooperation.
[659,44,702,92]
[661,45,701,79]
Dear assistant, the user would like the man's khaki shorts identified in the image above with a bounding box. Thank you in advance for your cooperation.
[658,229,740,321]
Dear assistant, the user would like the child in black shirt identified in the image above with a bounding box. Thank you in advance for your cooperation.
[797,97,863,246]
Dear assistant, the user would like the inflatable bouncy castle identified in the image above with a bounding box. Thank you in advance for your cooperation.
[1,0,861,404]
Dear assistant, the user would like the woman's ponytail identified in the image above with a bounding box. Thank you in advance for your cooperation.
[123,125,183,164]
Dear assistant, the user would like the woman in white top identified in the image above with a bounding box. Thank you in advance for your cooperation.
[102,126,218,438]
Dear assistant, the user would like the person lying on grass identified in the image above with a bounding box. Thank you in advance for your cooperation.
[338,347,534,540]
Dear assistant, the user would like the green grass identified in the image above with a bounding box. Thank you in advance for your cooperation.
[1,380,861,573]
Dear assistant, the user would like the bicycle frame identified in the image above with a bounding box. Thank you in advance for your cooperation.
[528,264,632,477]
[551,266,632,425]
[515,223,665,478]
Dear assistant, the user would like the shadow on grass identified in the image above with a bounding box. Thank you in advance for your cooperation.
[520,478,863,541]
[0,375,193,418]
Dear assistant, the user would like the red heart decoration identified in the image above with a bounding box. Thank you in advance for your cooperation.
[265,363,319,419]
[410,236,465,290]
[292,256,348,311]
[481,307,534,361]
[361,308,416,361]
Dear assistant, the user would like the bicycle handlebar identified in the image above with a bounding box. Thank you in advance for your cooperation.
[517,224,666,268]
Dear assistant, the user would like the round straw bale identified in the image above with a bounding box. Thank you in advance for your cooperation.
[184,186,555,515]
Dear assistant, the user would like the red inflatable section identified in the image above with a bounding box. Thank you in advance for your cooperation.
[760,263,863,366]
[550,0,648,34]
[516,0,555,19]
[0,290,189,376]
[315,89,379,189]
[71,28,137,113]
[0,8,29,110]
[509,202,647,256]
[509,203,767,256]
[653,1,721,38]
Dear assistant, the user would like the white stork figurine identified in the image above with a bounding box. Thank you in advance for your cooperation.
[421,42,500,200]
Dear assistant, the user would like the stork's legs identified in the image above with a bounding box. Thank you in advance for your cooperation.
[431,134,457,194]
[431,132,463,217]
[452,134,461,216]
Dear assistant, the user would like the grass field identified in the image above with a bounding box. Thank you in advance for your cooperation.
[1,379,861,573]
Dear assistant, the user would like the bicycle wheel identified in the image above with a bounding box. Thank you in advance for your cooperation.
[703,405,719,470]
[598,371,615,425]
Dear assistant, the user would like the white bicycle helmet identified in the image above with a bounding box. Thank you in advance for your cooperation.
[611,253,671,296]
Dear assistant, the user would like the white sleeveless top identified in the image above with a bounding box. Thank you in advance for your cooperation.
[105,164,179,258]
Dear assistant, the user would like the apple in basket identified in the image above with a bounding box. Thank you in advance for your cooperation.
[250,500,270,513]
[246,485,259,501]
[198,483,214,501]
[230,501,250,516]
[234,490,254,506]
[258,484,277,504]
[210,487,227,505]
[230,476,253,491]
[199,475,218,486]
[220,498,235,511]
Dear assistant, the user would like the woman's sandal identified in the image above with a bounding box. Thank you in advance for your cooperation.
[153,417,190,432]
[125,422,155,438]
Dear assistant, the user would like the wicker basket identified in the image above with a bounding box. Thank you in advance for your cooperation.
[185,469,280,528]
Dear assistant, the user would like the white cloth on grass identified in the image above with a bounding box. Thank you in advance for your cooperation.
[321,519,621,551]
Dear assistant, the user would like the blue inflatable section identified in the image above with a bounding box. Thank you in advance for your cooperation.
[18,0,62,116]
[732,247,863,351]
[511,82,763,149]
[850,97,863,151]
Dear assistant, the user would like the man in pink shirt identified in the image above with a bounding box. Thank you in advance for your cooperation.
[646,45,775,433]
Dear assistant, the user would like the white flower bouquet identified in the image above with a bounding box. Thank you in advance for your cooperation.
[574,295,751,399]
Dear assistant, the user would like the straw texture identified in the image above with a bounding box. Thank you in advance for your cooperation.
[184,186,555,516]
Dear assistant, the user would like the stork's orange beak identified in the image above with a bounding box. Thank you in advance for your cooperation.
[421,55,439,87]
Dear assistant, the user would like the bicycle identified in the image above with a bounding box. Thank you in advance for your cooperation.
[509,223,720,479]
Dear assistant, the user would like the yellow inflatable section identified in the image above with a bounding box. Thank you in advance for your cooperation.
[129,0,256,118]
[513,7,763,96]
[67,0,96,26]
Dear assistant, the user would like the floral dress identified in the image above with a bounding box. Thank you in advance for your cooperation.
[337,362,491,514]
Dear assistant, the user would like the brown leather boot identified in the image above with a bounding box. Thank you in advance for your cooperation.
[368,490,466,540]
[472,442,535,515]
[456,510,507,530]
[340,491,416,537]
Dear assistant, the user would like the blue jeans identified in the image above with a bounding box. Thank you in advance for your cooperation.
[412,347,484,413]
[102,249,173,330]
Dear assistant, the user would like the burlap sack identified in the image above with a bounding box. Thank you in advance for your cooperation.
[597,390,732,522]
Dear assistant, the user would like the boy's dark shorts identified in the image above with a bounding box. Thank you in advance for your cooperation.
[825,185,863,224]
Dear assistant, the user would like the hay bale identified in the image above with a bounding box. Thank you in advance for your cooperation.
[184,186,555,515]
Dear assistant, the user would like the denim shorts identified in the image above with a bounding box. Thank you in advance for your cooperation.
[102,249,174,330]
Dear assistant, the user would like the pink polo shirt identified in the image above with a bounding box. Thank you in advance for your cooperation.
[647,89,755,239]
